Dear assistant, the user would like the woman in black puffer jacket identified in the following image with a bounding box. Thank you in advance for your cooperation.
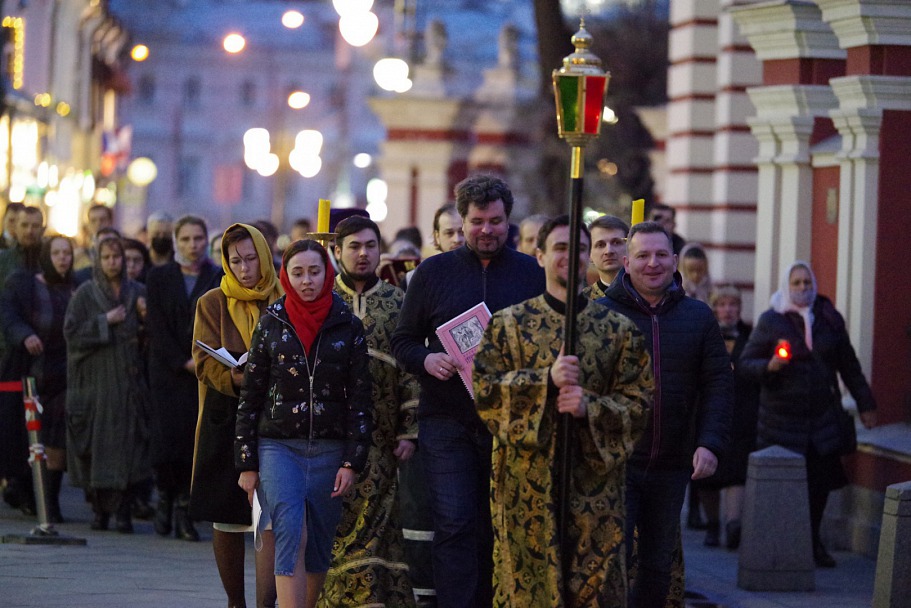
[235,239,372,608]
[739,261,876,569]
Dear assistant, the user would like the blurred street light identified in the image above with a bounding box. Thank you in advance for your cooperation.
[131,44,149,62]
[339,11,378,47]
[282,10,305,29]
[333,0,374,17]
[602,106,619,124]
[288,91,311,109]
[373,57,412,92]
[365,177,388,222]
[223,33,246,54]
[127,157,158,186]
[353,153,372,168]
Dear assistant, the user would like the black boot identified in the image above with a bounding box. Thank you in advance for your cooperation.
[45,470,65,524]
[116,495,134,534]
[90,492,110,531]
[813,541,836,568]
[154,491,173,536]
[704,521,720,547]
[174,494,200,542]
[131,478,155,520]
[725,519,742,550]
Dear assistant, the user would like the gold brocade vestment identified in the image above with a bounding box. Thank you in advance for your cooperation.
[318,277,419,607]
[473,295,653,608]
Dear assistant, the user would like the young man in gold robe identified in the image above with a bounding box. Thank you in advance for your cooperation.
[319,215,418,607]
[474,215,653,607]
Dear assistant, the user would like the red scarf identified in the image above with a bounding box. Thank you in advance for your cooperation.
[279,251,335,356]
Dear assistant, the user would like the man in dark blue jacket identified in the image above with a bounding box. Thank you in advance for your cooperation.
[392,175,545,608]
[598,221,732,607]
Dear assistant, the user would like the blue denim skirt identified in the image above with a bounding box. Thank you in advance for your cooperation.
[257,438,346,576]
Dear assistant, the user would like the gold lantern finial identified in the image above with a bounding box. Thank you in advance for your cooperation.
[561,20,603,75]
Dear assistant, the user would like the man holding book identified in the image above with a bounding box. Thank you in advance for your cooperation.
[391,175,544,607]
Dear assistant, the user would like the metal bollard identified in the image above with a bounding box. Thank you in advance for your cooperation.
[2,377,86,545]
[22,377,56,537]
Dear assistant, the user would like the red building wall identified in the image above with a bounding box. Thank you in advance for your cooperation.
[872,109,911,426]
[810,165,839,298]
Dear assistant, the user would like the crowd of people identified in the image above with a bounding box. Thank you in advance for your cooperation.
[0,173,878,607]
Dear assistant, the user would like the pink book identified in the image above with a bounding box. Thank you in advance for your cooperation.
[435,302,492,399]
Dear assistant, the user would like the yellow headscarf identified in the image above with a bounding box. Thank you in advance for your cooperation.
[219,223,283,348]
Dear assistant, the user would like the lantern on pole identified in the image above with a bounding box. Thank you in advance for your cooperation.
[551,19,609,597]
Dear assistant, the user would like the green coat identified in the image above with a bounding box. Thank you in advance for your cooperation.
[64,278,151,490]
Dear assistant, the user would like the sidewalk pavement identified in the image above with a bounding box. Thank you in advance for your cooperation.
[0,476,878,607]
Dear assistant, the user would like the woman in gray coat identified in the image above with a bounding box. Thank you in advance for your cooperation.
[65,237,151,533]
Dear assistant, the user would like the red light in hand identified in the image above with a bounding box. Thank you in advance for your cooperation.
[776,340,792,360]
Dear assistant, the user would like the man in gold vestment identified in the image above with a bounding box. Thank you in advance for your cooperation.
[474,216,653,607]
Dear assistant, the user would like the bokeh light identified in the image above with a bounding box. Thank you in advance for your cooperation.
[223,33,246,54]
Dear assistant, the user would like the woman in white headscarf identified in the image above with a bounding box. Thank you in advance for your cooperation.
[740,260,877,568]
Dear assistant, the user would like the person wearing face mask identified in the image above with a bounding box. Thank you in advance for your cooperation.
[740,261,877,568]
[191,224,281,608]
[146,211,175,267]
[236,239,372,608]
[0,235,76,520]
[64,237,150,533]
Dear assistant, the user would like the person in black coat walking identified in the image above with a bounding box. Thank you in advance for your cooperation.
[739,260,877,568]
[236,239,372,608]
[146,215,222,541]
[0,235,76,521]
[597,221,732,607]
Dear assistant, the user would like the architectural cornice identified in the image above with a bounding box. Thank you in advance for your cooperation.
[815,0,911,48]
[730,0,845,60]
[829,74,911,110]
[747,84,839,117]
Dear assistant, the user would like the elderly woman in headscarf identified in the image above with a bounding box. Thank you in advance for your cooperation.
[739,260,877,568]
[64,236,150,533]
[190,224,282,608]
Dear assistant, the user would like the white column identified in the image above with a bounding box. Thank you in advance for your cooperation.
[747,85,839,309]
[744,118,781,312]
[829,76,911,372]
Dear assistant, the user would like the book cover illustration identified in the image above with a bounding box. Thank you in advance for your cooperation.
[434,302,492,399]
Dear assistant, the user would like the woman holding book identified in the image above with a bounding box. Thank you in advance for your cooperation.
[191,224,281,608]
[235,239,372,608]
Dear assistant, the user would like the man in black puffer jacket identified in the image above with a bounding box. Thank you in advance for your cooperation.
[392,175,545,608]
[598,221,732,608]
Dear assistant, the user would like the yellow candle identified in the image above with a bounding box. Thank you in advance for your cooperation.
[631,198,645,226]
[317,199,331,233]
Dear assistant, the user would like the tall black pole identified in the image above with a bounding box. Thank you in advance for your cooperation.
[559,144,585,599]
